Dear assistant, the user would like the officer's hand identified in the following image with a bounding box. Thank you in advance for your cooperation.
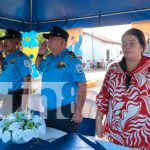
[71,111,83,123]
[38,41,47,55]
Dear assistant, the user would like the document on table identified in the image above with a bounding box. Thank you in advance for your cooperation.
[40,127,67,142]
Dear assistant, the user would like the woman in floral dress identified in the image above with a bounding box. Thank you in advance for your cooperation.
[96,28,150,150]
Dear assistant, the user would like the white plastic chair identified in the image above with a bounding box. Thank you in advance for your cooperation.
[28,93,44,112]
[82,90,98,119]
[79,90,98,136]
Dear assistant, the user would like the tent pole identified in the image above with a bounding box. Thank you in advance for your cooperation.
[91,28,94,61]
[30,0,33,30]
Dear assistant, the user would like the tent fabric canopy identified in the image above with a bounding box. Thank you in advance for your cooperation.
[0,0,150,32]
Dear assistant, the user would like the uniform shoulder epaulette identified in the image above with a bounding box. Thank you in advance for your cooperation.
[67,51,77,58]
[47,52,53,56]
[17,51,23,56]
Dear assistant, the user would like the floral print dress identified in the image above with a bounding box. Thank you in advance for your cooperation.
[96,56,150,150]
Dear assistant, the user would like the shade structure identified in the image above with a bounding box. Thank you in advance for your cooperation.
[0,0,150,32]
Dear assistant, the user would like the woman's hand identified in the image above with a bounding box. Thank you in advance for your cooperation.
[96,110,105,138]
[96,117,104,138]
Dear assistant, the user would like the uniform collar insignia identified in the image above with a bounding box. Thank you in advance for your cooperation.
[67,51,76,58]
[17,51,23,56]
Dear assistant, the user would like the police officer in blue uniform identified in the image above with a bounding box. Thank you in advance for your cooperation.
[35,26,87,133]
[0,29,31,114]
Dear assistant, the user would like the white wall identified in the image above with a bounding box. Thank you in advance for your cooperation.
[105,43,121,59]
[81,33,121,63]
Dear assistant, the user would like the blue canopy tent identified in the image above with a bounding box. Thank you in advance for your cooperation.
[0,0,150,32]
[0,1,149,149]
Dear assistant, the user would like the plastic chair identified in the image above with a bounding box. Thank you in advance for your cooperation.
[28,93,44,113]
[82,90,98,119]
[79,118,96,136]
[79,90,98,136]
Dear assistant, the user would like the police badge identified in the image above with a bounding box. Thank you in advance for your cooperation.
[56,61,66,68]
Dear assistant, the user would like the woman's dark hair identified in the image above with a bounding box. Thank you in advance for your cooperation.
[122,28,146,50]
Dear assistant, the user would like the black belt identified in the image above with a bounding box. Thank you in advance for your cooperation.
[8,89,23,95]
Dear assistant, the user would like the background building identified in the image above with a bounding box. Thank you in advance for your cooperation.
[67,28,122,64]
[82,32,121,63]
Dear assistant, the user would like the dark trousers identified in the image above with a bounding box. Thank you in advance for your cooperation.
[0,89,23,115]
[45,103,80,133]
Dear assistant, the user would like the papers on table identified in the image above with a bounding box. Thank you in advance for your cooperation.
[41,127,67,142]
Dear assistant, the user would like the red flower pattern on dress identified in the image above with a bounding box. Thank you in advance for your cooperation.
[96,56,150,150]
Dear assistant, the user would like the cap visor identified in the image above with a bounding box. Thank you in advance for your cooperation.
[0,36,5,40]
[0,36,18,40]
[43,34,50,39]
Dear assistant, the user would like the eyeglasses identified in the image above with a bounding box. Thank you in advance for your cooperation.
[121,41,139,48]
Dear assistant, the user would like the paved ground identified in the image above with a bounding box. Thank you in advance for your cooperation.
[85,69,106,93]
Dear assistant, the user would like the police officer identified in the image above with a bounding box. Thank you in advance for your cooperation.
[35,26,87,133]
[0,29,31,115]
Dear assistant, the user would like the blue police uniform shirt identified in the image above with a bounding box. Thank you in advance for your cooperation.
[39,49,86,110]
[0,50,31,94]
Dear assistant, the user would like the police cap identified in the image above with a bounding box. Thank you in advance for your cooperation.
[43,26,69,41]
[0,29,22,40]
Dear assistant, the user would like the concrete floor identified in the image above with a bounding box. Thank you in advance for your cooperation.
[85,69,106,93]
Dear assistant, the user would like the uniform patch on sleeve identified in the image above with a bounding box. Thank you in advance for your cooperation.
[76,64,84,73]
[24,59,32,73]
[24,60,31,68]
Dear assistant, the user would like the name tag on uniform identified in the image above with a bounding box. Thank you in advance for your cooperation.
[9,59,16,64]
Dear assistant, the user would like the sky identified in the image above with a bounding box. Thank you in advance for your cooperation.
[83,24,131,42]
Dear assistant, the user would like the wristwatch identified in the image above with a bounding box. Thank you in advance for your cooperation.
[38,54,44,57]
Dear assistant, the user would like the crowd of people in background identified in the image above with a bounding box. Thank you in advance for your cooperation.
[83,58,113,71]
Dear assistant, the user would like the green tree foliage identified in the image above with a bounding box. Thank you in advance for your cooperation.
[37,32,45,45]
[0,29,5,37]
